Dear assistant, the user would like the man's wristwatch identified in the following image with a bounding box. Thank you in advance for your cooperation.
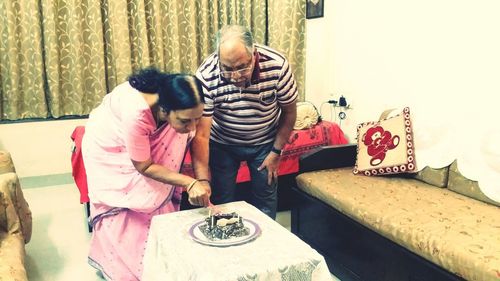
[270,146,282,155]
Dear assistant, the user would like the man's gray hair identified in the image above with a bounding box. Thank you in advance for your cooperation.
[216,25,254,55]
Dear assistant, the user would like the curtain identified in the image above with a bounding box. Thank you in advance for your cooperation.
[41,0,107,117]
[268,0,306,101]
[0,0,305,121]
[0,1,48,119]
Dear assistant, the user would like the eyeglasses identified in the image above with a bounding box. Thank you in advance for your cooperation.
[219,66,253,79]
[219,55,254,80]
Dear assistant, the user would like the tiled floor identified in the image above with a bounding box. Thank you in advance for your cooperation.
[23,184,101,281]
[22,184,339,281]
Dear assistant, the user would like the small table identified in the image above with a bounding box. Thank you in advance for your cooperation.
[142,201,333,281]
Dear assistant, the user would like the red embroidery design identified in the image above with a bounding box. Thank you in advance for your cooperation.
[363,126,400,166]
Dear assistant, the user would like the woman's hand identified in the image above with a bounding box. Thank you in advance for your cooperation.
[187,180,212,207]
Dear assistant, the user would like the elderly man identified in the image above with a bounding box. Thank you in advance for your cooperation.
[193,25,297,219]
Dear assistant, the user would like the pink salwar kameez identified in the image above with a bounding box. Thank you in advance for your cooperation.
[82,82,193,280]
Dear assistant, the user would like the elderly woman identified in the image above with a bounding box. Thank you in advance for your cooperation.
[82,68,211,280]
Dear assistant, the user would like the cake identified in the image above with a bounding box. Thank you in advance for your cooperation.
[198,212,250,240]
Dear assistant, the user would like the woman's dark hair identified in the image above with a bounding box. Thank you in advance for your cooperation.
[128,67,162,93]
[128,67,204,112]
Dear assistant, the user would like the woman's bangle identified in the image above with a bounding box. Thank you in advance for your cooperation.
[186,179,198,193]
[186,179,210,193]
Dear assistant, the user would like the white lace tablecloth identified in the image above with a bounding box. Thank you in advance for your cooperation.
[142,201,332,281]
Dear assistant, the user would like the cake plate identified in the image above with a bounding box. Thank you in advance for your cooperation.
[188,218,261,247]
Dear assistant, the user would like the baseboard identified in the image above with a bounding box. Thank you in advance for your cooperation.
[19,173,74,189]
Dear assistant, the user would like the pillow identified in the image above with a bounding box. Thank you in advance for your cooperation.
[0,151,16,174]
[0,191,6,232]
[354,107,417,176]
[448,161,500,207]
[412,166,450,187]
[294,101,320,130]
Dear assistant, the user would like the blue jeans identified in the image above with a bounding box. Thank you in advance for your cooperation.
[209,141,278,219]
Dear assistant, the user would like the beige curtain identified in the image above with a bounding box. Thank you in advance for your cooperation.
[155,0,267,73]
[268,0,306,101]
[41,0,107,117]
[0,1,48,119]
[0,0,305,121]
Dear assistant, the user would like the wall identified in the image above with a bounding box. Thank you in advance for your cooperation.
[0,119,87,179]
[305,0,500,141]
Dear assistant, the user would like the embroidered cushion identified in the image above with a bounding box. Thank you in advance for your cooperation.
[354,107,416,176]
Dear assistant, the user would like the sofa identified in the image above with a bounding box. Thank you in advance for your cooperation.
[291,144,500,281]
[0,150,32,281]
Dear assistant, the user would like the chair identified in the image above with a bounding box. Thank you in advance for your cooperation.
[70,126,92,232]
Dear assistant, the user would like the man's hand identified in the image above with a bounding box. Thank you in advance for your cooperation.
[258,152,280,185]
[187,180,212,207]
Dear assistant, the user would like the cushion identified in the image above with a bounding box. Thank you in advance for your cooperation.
[354,107,416,176]
[0,232,28,281]
[412,165,450,188]
[0,192,6,233]
[448,161,500,207]
[0,151,16,174]
[0,173,32,243]
[294,101,320,130]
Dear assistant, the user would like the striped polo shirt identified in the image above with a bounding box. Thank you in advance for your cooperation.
[196,44,298,145]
